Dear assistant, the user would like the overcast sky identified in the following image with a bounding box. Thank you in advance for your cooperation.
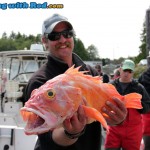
[0,0,150,59]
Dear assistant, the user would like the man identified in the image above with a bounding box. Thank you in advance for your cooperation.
[104,59,150,150]
[95,64,109,83]
[113,68,120,80]
[25,13,127,150]
[138,55,150,150]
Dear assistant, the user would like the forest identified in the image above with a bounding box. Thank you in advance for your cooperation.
[0,20,147,66]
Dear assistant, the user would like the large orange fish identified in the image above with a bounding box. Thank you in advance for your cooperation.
[20,66,142,135]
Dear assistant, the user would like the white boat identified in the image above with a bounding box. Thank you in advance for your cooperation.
[0,44,48,150]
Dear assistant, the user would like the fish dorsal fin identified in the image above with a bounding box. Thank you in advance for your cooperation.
[65,65,87,75]
[65,65,102,83]
[82,105,108,131]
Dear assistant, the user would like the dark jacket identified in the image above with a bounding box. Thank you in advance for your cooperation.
[25,53,102,150]
[138,68,150,95]
[138,68,150,135]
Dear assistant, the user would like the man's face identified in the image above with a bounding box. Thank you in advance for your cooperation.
[120,68,134,82]
[45,22,74,61]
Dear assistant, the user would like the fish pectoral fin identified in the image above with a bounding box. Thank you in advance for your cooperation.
[82,105,108,130]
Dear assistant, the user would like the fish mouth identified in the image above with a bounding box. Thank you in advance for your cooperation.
[20,107,50,135]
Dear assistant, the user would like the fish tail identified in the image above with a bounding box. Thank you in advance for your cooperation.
[82,105,108,131]
[123,93,143,109]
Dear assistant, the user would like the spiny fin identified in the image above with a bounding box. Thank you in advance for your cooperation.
[65,65,102,83]
[123,93,142,109]
[82,105,108,131]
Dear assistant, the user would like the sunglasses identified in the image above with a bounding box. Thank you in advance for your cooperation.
[45,30,74,41]
[123,69,133,73]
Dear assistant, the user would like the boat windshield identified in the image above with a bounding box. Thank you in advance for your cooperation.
[10,57,46,83]
[0,51,48,84]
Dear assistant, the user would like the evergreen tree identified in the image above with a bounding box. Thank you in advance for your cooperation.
[134,21,146,64]
[73,38,89,60]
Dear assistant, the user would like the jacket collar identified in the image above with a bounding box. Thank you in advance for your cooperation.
[47,52,86,69]
[114,78,138,86]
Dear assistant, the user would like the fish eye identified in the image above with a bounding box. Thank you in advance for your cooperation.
[46,89,56,99]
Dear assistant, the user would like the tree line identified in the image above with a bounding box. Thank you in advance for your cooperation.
[0,31,100,61]
[0,20,147,64]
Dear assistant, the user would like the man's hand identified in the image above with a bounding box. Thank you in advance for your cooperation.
[63,105,87,134]
[52,105,87,146]
[102,97,127,125]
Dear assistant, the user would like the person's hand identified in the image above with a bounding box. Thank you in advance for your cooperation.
[63,105,87,134]
[102,97,127,125]
[52,105,87,146]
